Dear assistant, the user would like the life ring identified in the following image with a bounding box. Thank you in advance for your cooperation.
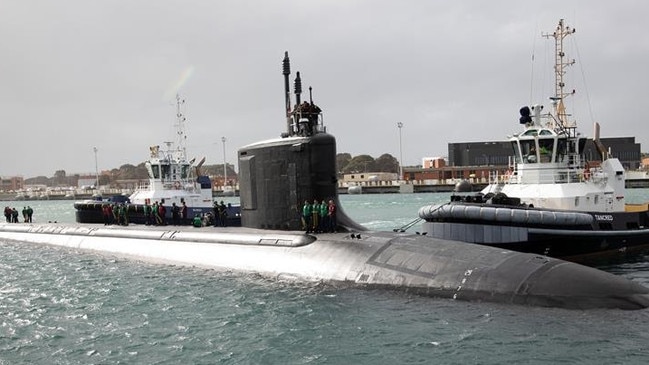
[174,181,181,189]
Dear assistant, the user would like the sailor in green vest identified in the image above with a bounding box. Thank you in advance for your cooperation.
[302,200,312,232]
[319,200,328,233]
[143,201,151,225]
[311,199,319,233]
[152,201,161,225]
[192,214,203,227]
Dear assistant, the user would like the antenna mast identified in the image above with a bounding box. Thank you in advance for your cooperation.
[282,52,292,134]
[543,19,576,127]
[175,94,188,157]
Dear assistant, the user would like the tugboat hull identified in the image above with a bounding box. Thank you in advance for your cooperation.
[420,203,649,264]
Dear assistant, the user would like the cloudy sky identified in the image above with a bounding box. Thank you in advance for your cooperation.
[1,0,647,178]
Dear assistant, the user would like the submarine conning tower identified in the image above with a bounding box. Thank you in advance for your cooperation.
[237,52,365,231]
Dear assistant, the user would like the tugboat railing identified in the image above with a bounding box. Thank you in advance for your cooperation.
[489,164,594,186]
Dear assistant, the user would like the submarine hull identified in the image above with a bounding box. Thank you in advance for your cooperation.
[1,223,648,310]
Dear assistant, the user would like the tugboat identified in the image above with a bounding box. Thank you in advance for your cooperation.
[74,95,241,225]
[418,19,649,264]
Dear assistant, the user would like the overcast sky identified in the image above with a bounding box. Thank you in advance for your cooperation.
[1,0,647,178]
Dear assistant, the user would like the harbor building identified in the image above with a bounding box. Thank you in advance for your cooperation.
[0,176,24,192]
[448,137,641,169]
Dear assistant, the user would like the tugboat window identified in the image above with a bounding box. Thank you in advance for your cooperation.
[152,165,160,179]
[511,142,522,163]
[521,140,537,163]
[538,139,554,162]
[556,139,567,162]
[161,164,170,181]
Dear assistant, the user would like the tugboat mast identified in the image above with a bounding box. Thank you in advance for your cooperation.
[174,93,188,158]
[543,19,576,128]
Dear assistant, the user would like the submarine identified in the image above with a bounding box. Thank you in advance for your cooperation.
[1,52,649,310]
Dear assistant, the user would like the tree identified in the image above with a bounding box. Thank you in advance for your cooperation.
[374,154,399,173]
[342,155,375,174]
[336,153,352,174]
[52,170,67,186]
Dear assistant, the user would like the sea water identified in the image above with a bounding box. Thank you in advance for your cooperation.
[2,192,649,364]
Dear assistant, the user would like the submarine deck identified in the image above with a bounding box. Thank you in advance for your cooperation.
[0,222,327,248]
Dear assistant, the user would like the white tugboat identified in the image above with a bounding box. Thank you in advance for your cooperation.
[418,19,649,264]
[75,95,240,225]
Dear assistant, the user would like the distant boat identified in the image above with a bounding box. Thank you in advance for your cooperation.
[419,19,649,265]
[74,95,240,225]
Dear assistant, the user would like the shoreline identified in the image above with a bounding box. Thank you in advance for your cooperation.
[3,179,649,201]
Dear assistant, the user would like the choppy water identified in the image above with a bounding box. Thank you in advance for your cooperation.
[2,192,649,364]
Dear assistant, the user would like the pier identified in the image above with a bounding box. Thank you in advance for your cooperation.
[2,178,648,201]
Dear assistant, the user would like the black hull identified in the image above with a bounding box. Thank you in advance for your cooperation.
[490,229,649,265]
[420,203,649,265]
[74,202,242,227]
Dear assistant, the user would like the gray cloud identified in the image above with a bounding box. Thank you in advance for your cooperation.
[1,0,647,177]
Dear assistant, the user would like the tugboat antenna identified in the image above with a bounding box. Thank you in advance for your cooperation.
[174,94,188,158]
[543,19,576,128]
